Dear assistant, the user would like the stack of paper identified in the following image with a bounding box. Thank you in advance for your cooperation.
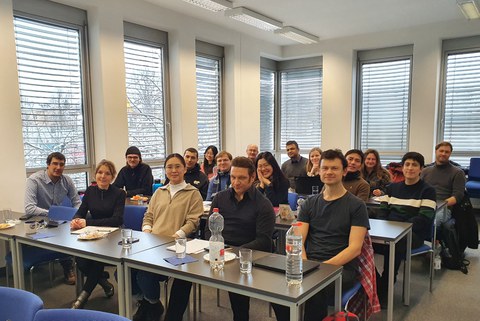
[167,239,209,254]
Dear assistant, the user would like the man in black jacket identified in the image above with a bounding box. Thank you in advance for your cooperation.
[114,146,153,197]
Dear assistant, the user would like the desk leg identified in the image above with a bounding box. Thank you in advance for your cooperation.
[403,230,412,306]
[334,273,342,312]
[387,241,395,321]
[124,264,132,319]
[289,303,300,321]
[14,241,25,290]
[9,239,19,288]
[117,262,126,317]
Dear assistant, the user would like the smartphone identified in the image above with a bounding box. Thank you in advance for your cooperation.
[118,238,140,245]
[19,214,35,221]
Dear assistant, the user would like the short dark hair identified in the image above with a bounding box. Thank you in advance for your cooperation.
[46,152,66,165]
[435,141,453,152]
[345,149,365,163]
[401,152,425,168]
[165,153,186,168]
[231,156,255,176]
[321,149,348,169]
[286,140,299,149]
[184,147,199,158]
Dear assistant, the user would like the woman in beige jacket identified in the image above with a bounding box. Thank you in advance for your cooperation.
[133,153,203,321]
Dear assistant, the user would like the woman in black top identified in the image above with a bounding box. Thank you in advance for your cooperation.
[200,145,218,181]
[255,152,289,207]
[70,159,125,309]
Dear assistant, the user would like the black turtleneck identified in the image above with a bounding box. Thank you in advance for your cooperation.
[113,162,153,196]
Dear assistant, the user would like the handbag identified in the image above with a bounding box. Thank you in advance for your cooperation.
[322,311,359,321]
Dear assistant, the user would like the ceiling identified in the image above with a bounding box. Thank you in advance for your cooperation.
[145,0,467,46]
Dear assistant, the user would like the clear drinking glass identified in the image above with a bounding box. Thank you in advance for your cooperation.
[121,228,133,249]
[239,248,252,273]
[175,237,187,259]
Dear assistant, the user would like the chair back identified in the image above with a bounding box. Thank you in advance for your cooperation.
[48,205,78,221]
[33,309,130,321]
[468,157,480,180]
[0,286,43,321]
[288,192,298,211]
[124,205,147,231]
[152,183,163,194]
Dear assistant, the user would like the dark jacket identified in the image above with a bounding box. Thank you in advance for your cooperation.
[113,162,153,197]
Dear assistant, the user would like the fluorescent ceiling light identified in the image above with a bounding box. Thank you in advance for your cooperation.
[275,26,319,44]
[457,0,480,19]
[225,7,283,31]
[182,0,233,12]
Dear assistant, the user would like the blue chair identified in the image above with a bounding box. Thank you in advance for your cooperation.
[0,286,43,321]
[33,309,130,321]
[152,182,163,194]
[288,192,298,211]
[466,157,480,198]
[5,206,77,291]
[123,205,147,231]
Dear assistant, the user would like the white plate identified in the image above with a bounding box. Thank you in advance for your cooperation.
[203,252,236,262]
[0,223,15,230]
[77,232,105,241]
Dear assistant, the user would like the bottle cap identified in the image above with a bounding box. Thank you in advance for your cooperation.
[292,222,302,227]
[213,208,219,213]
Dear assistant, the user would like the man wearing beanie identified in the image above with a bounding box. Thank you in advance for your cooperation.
[114,146,154,197]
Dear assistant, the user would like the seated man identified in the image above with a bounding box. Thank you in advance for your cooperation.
[206,151,232,201]
[281,140,307,190]
[343,149,370,202]
[24,152,81,285]
[114,146,153,197]
[421,141,465,223]
[206,156,275,321]
[375,152,436,305]
[273,149,369,321]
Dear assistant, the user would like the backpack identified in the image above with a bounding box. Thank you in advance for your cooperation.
[439,219,469,274]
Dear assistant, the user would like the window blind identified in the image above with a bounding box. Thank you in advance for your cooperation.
[14,16,89,189]
[280,68,322,149]
[196,55,221,152]
[260,68,275,151]
[441,51,480,165]
[124,40,166,160]
[358,58,411,153]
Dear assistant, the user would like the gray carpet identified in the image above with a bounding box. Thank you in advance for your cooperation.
[2,217,479,321]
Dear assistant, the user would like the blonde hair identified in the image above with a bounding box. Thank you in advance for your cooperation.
[306,147,322,173]
[95,159,117,179]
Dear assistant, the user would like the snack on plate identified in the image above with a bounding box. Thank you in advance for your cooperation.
[0,223,13,229]
[78,231,104,240]
[131,195,148,202]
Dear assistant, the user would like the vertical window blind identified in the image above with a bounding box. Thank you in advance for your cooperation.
[441,51,480,166]
[358,58,411,161]
[14,16,89,189]
[196,55,221,152]
[124,40,166,160]
[280,68,322,150]
[260,68,275,151]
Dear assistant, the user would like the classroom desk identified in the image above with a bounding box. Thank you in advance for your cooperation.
[0,211,24,287]
[123,245,343,321]
[369,219,412,321]
[14,223,173,316]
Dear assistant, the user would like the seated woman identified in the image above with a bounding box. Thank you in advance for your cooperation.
[255,151,289,207]
[133,153,203,321]
[200,145,218,181]
[70,159,125,309]
[361,149,392,197]
[306,147,322,177]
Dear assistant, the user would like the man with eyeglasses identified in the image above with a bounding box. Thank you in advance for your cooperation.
[24,151,81,285]
[114,146,154,197]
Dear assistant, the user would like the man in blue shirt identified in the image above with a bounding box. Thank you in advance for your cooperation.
[24,152,81,285]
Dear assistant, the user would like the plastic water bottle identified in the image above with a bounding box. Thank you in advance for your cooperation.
[286,222,303,285]
[434,242,442,270]
[209,208,225,271]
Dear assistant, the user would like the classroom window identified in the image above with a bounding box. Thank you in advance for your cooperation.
[196,41,223,152]
[356,46,413,164]
[260,68,276,151]
[439,37,480,166]
[13,1,91,190]
[124,22,169,166]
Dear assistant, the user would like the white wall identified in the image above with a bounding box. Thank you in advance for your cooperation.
[0,0,479,211]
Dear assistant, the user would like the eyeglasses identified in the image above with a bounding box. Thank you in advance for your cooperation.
[127,156,139,160]
[166,164,183,171]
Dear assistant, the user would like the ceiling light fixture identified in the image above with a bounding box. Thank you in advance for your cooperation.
[275,26,319,44]
[457,0,480,19]
[225,7,283,31]
[182,0,233,12]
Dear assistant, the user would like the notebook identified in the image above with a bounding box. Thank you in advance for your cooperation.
[252,253,320,275]
[294,176,324,196]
